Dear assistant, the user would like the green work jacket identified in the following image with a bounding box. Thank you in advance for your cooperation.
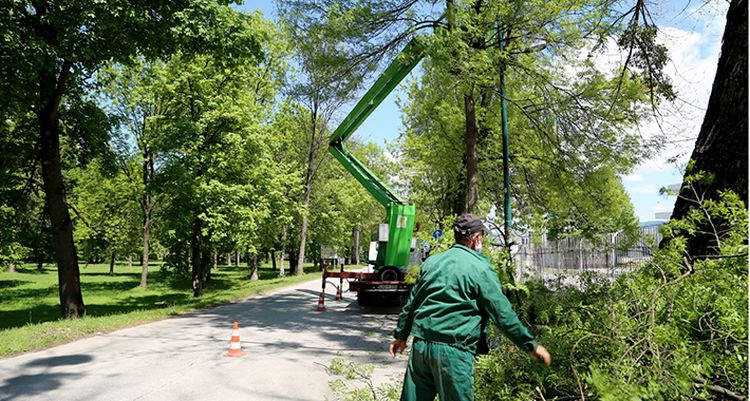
[393,244,538,355]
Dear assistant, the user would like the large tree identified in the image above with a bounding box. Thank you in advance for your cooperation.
[0,0,247,317]
[100,60,173,288]
[150,11,287,296]
[276,0,665,240]
[399,2,656,238]
[277,1,380,275]
[668,0,747,258]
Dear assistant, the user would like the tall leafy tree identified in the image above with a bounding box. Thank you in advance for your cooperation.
[258,103,306,277]
[0,0,251,317]
[152,11,287,296]
[398,51,647,238]
[277,1,383,275]
[0,116,38,271]
[276,0,669,239]
[100,60,172,288]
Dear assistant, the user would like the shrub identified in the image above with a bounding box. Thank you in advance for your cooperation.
[475,191,748,400]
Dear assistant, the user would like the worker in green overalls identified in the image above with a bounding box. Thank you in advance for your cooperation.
[389,213,551,401]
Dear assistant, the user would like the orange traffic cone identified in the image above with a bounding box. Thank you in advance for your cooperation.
[225,321,246,357]
[315,292,326,312]
[334,285,343,301]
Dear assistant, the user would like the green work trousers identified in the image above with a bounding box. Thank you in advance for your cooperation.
[400,338,475,401]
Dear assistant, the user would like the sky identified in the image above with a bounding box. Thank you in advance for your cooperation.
[242,0,729,222]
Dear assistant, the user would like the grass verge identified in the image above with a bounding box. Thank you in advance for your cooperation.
[0,262,321,357]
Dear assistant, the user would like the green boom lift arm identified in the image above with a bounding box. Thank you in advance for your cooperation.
[328,38,427,271]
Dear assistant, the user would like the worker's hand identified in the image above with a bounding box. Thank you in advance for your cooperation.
[529,345,551,366]
[389,339,407,357]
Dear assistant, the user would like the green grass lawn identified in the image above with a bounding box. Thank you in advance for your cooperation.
[0,261,321,357]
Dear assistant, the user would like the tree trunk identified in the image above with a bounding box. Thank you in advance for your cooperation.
[10,204,24,273]
[204,247,212,283]
[668,0,748,258]
[226,253,231,266]
[234,249,239,267]
[249,251,258,281]
[140,212,150,288]
[446,0,456,30]
[271,250,277,271]
[318,244,323,269]
[289,248,299,273]
[109,250,115,276]
[296,212,309,276]
[464,93,479,213]
[39,61,85,318]
[296,104,322,277]
[191,214,203,297]
[206,247,216,283]
[452,168,468,216]
[140,150,154,289]
[352,225,361,265]
[279,228,287,278]
[37,255,44,270]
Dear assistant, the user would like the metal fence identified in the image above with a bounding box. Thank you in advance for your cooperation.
[514,225,664,280]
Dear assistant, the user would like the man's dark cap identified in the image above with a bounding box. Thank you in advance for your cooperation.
[453,213,488,236]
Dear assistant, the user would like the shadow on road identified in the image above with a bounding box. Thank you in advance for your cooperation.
[0,372,80,401]
[0,354,92,401]
[24,354,93,368]
[187,287,403,356]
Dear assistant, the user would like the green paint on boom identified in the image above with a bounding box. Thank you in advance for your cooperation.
[328,38,426,270]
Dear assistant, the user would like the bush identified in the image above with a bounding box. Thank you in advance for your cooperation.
[475,191,748,400]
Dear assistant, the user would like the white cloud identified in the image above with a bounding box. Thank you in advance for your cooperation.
[383,147,400,164]
[634,7,728,171]
[628,185,660,194]
[650,203,673,212]
[622,174,644,182]
[567,9,725,173]
[592,7,726,221]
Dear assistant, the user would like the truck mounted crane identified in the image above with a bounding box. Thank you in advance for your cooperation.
[317,15,527,308]
[322,37,428,307]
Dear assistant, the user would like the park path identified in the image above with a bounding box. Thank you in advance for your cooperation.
[0,278,407,401]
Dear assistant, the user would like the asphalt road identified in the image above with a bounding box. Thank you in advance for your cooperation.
[0,278,408,401]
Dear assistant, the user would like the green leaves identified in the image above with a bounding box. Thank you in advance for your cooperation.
[151,24,291,270]
[395,0,657,237]
[474,189,748,400]
[67,159,141,262]
[326,357,400,401]
[84,7,293,277]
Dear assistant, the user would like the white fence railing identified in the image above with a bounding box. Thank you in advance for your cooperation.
[514,226,663,280]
